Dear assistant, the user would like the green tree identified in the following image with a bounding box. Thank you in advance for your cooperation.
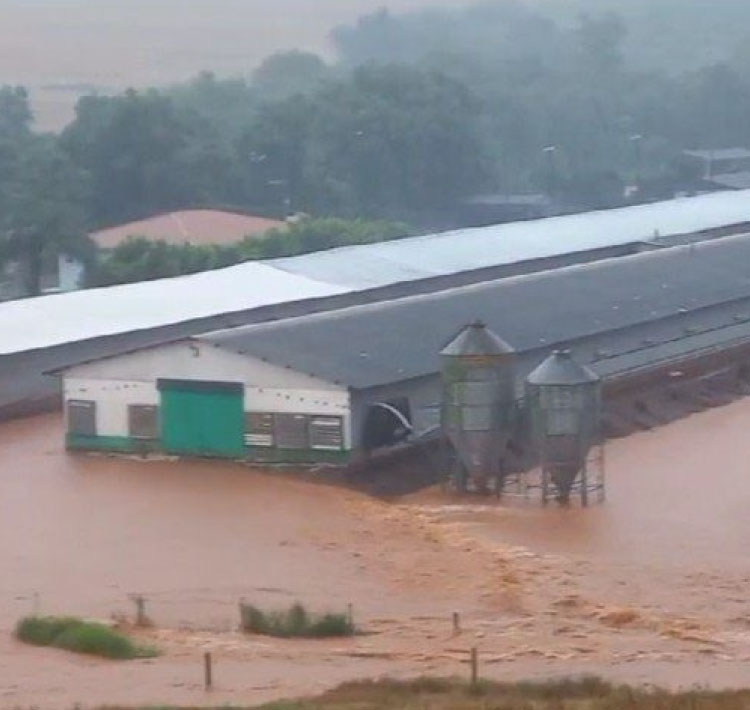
[90,218,411,286]
[0,86,32,141]
[305,65,489,217]
[60,90,192,224]
[237,95,314,217]
[240,217,412,259]
[0,135,90,296]
[252,51,331,101]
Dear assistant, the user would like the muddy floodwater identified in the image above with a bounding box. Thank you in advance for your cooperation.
[3,404,750,707]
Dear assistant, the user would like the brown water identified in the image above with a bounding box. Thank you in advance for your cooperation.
[0,0,474,130]
[3,403,750,706]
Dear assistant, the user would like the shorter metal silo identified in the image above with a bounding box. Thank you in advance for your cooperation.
[525,350,602,505]
[440,321,516,492]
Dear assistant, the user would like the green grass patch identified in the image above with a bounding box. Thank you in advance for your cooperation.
[15,615,159,660]
[239,602,354,638]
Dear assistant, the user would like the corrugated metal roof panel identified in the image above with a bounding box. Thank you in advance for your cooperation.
[527,351,599,386]
[268,190,750,288]
[2,190,750,357]
[0,262,345,355]
[202,235,750,389]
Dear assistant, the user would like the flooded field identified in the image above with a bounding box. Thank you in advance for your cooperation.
[3,402,750,707]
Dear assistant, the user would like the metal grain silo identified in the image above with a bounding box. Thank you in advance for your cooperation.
[525,350,602,505]
[440,321,516,492]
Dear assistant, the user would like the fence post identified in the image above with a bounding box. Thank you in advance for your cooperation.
[238,598,246,631]
[204,652,213,691]
[130,595,147,627]
[452,612,461,635]
[470,647,479,686]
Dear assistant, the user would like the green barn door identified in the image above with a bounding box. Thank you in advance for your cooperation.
[158,379,245,458]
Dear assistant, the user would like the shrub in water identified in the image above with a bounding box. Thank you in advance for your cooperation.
[54,622,138,659]
[308,613,354,638]
[16,616,81,646]
[15,616,158,659]
[239,602,354,638]
[240,604,271,635]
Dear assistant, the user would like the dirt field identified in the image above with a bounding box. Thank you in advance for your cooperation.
[3,402,750,707]
[0,0,473,131]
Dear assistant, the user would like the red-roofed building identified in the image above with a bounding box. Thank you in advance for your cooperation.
[38,209,286,296]
[91,209,285,250]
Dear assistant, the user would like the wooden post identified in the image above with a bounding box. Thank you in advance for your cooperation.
[132,595,147,627]
[204,652,213,691]
[470,647,479,686]
[347,603,354,634]
[452,612,461,635]
[238,598,246,631]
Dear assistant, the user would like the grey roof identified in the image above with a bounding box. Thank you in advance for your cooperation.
[527,350,599,386]
[710,172,750,190]
[440,322,514,357]
[685,148,750,161]
[200,234,750,390]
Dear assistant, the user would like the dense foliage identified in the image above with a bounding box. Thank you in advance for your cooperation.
[89,217,411,286]
[16,615,158,659]
[5,0,750,292]
[0,87,90,295]
[239,601,355,638]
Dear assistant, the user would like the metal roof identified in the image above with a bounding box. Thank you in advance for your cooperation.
[527,350,599,387]
[200,234,750,390]
[2,190,750,357]
[440,322,514,357]
[709,172,750,190]
[0,263,346,355]
[684,148,750,161]
[268,190,750,288]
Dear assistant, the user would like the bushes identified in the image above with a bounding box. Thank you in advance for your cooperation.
[239,602,354,638]
[15,616,159,659]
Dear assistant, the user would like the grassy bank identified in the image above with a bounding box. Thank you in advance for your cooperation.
[16,616,158,660]
[96,677,750,709]
[239,602,354,638]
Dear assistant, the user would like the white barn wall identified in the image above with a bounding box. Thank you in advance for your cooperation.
[65,378,158,437]
[66,340,344,391]
[64,340,352,447]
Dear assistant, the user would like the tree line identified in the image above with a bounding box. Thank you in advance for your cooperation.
[4,0,750,294]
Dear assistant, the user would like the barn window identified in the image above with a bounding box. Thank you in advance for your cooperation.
[274,413,309,449]
[67,400,96,436]
[245,412,275,447]
[128,405,159,439]
[309,416,344,451]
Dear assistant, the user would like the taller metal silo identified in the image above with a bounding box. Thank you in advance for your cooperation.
[525,350,603,506]
[440,321,516,493]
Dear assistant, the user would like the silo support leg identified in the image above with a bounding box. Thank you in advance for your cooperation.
[580,468,589,507]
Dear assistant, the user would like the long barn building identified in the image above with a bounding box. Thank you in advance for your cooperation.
[3,190,750,418]
[55,233,750,463]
